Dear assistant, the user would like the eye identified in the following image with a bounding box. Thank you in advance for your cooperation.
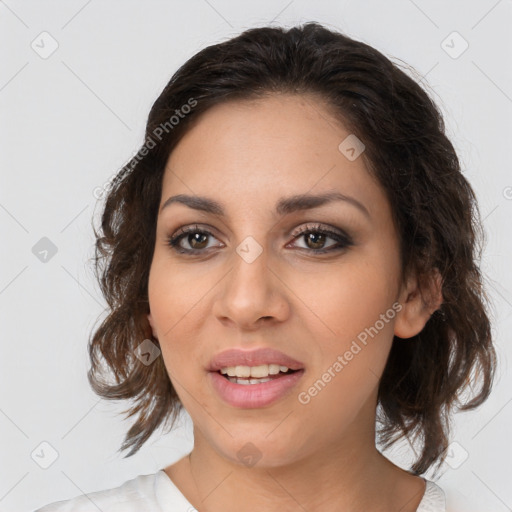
[167,224,222,254]
[166,222,353,256]
[288,223,353,254]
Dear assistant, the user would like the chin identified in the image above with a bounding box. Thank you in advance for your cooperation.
[216,435,305,470]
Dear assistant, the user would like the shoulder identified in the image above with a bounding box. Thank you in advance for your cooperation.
[416,479,446,512]
[33,472,164,512]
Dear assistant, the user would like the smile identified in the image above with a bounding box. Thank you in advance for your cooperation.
[209,367,305,408]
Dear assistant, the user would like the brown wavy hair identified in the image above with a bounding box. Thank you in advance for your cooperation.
[88,22,496,475]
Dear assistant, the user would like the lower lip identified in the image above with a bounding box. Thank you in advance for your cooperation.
[209,370,305,408]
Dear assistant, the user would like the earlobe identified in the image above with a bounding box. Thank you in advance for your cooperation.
[147,313,157,338]
[393,268,443,339]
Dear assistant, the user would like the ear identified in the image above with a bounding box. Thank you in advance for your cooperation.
[147,312,157,339]
[394,267,443,339]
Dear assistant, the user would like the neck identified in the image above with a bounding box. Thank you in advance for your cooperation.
[176,427,422,511]
[164,394,425,512]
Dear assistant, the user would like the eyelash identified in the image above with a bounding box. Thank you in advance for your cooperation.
[166,223,353,255]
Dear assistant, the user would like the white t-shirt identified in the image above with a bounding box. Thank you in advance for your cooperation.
[34,470,446,511]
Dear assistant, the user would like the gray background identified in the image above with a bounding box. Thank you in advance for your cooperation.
[1,1,511,510]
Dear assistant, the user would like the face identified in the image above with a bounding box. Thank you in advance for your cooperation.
[147,93,415,468]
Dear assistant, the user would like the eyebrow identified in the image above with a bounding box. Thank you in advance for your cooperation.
[160,191,370,218]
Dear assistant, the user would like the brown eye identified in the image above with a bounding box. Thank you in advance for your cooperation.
[167,225,221,254]
[187,232,209,250]
[303,232,329,250]
[289,223,354,254]
[167,223,353,256]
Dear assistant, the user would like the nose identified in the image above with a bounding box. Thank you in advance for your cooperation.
[212,246,290,330]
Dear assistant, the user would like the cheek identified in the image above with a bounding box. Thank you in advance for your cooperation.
[289,253,398,397]
[147,264,205,379]
[295,307,396,438]
[287,253,398,345]
[147,257,213,336]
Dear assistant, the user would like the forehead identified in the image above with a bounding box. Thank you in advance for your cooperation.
[160,94,386,220]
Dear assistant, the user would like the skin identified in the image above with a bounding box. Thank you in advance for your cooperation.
[147,93,443,512]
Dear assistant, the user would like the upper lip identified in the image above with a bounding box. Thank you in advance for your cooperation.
[208,347,304,372]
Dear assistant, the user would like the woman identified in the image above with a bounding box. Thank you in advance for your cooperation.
[36,22,496,512]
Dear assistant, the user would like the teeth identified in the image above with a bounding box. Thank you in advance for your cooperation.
[227,377,273,384]
[220,364,290,378]
[268,364,280,375]
[236,365,251,378]
[250,365,269,378]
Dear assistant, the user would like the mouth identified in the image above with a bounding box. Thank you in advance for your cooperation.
[208,346,304,373]
[207,347,305,408]
[217,364,300,385]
